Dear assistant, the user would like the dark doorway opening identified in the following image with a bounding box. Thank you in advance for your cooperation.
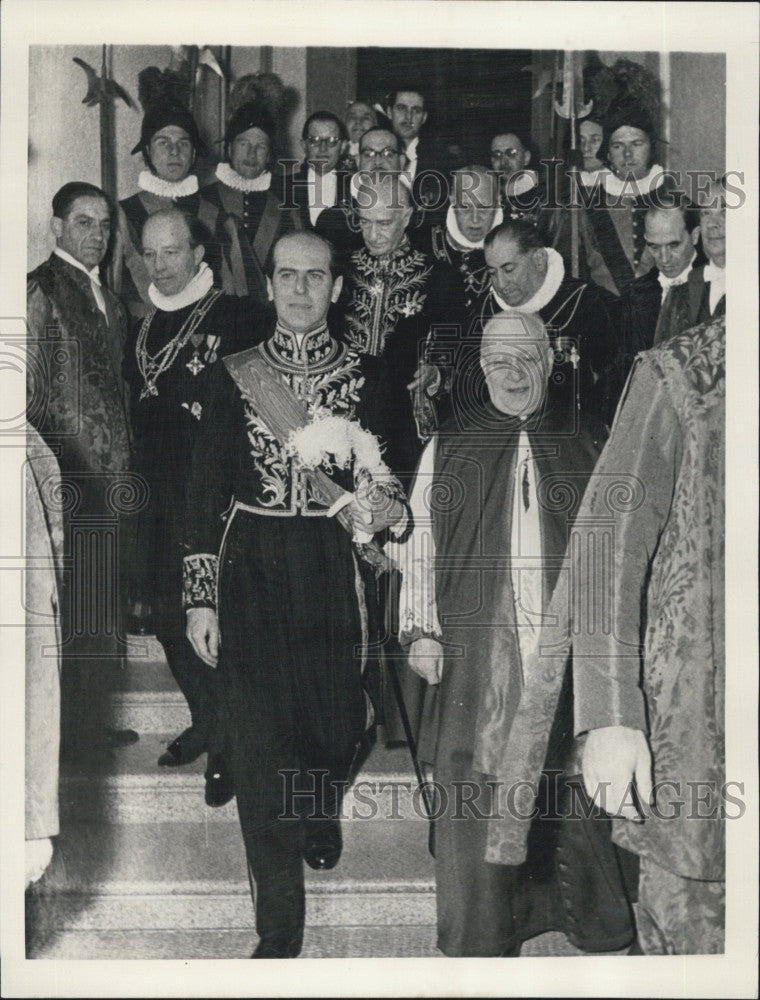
[357,47,532,165]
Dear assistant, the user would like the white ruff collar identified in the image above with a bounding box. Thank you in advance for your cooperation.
[446,204,503,250]
[503,169,538,199]
[603,164,666,199]
[491,247,565,314]
[148,261,214,312]
[138,170,199,200]
[216,161,272,193]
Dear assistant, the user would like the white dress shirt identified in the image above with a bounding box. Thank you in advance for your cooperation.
[54,247,107,317]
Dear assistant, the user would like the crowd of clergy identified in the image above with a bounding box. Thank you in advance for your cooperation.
[25,75,727,959]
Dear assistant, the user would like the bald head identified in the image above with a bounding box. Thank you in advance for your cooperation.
[480,311,553,417]
[451,165,502,244]
[141,207,206,297]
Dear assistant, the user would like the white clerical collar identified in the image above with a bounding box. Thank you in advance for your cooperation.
[445,204,504,250]
[138,170,199,200]
[491,246,565,314]
[579,167,610,188]
[148,261,214,311]
[54,247,101,284]
[703,261,726,314]
[657,253,697,302]
[603,164,666,199]
[216,161,272,193]
[503,169,538,199]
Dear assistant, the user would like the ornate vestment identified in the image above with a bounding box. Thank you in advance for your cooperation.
[573,317,725,881]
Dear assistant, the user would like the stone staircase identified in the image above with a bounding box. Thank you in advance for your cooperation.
[28,636,588,960]
[28,635,439,959]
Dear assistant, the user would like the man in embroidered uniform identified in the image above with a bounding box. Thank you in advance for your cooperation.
[123,208,259,789]
[620,199,705,367]
[183,231,406,958]
[315,126,407,275]
[343,173,465,482]
[282,111,350,230]
[397,312,634,957]
[27,181,137,758]
[573,316,726,954]
[474,218,617,423]
[115,103,216,319]
[423,165,503,312]
[199,102,301,303]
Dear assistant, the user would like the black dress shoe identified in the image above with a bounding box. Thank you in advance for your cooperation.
[250,937,302,958]
[204,753,234,807]
[303,819,342,871]
[157,727,206,767]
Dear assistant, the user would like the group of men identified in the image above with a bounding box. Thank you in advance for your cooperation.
[26,82,727,959]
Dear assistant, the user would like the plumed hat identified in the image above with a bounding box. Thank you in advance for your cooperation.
[223,101,276,147]
[131,104,208,156]
[603,97,655,141]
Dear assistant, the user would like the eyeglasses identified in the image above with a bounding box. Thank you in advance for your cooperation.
[360,147,399,160]
[306,136,342,148]
[491,148,521,161]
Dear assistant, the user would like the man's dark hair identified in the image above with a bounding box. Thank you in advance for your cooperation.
[301,111,348,142]
[647,193,700,233]
[490,126,531,151]
[139,207,213,251]
[267,230,339,281]
[484,217,546,255]
[358,126,400,151]
[387,88,426,109]
[52,181,112,220]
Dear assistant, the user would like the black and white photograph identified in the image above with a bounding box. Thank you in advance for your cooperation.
[1,1,757,996]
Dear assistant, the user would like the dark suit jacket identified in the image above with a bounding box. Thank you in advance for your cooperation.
[281,165,351,230]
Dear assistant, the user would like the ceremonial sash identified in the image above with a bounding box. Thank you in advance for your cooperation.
[223,347,393,573]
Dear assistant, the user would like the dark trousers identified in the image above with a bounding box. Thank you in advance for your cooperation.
[154,617,220,747]
[219,512,369,947]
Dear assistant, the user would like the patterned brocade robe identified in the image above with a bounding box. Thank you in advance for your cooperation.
[343,237,465,481]
[573,317,726,881]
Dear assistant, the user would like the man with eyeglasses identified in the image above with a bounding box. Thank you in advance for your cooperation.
[489,128,547,222]
[283,111,351,230]
[315,126,408,274]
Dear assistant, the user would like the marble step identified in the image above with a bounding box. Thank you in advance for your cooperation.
[28,924,439,960]
[60,736,430,824]
[36,818,436,933]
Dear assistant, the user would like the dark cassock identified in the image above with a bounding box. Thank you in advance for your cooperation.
[396,316,636,956]
[573,317,726,954]
[652,260,725,345]
[343,236,466,483]
[468,247,619,424]
[27,249,133,753]
[423,202,501,313]
[123,262,262,768]
[181,321,404,955]
[282,163,352,232]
